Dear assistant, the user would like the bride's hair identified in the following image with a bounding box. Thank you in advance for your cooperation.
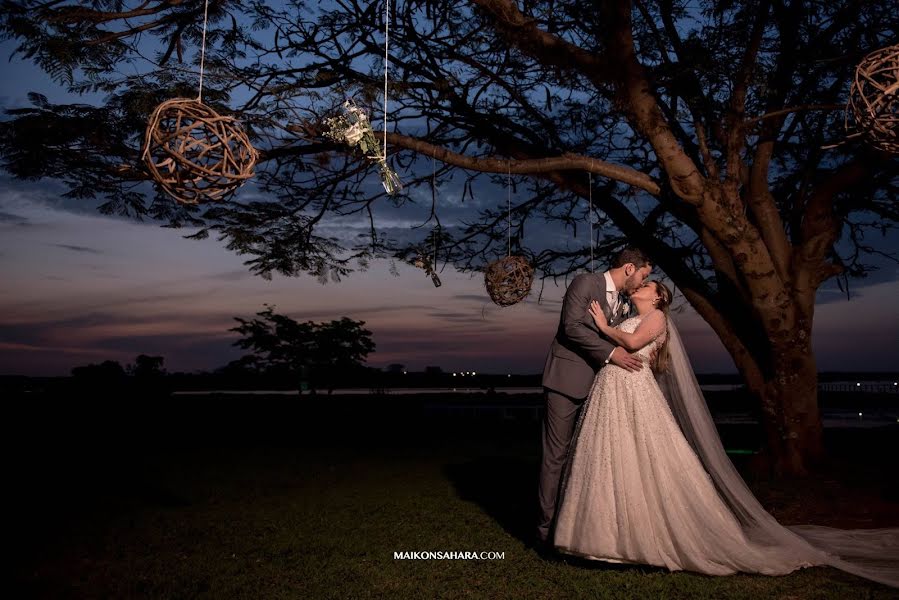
[652,281,673,373]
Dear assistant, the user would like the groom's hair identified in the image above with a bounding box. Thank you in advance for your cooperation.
[612,247,652,269]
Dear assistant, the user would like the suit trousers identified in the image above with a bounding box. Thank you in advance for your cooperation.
[537,386,586,542]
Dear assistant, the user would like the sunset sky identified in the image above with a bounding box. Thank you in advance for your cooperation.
[1,35,897,378]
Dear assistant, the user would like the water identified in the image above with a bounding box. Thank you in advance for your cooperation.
[173,382,899,396]
[171,388,898,429]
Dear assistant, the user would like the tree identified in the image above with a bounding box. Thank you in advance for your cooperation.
[229,305,375,393]
[1,1,897,474]
[128,354,169,396]
[71,360,127,390]
[127,354,166,378]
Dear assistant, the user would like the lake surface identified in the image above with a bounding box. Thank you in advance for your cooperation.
[172,387,899,429]
[174,381,899,396]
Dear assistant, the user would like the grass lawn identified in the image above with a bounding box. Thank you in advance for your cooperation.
[10,394,899,599]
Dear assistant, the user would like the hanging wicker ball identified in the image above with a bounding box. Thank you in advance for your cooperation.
[142,98,258,205]
[484,255,534,307]
[848,44,899,153]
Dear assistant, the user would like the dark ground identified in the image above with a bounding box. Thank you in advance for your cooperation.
[8,392,899,599]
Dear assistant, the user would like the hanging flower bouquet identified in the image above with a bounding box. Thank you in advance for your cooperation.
[323,99,403,195]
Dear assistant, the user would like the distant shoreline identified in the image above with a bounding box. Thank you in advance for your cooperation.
[170,381,899,396]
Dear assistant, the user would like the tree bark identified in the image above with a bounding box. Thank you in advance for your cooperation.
[739,344,824,476]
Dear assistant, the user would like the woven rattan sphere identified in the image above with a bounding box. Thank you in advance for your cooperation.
[142,98,258,204]
[848,44,899,153]
[484,255,534,307]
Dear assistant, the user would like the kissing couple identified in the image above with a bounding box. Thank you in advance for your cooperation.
[536,247,899,588]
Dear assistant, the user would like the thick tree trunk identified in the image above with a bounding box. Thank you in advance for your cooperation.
[738,347,824,476]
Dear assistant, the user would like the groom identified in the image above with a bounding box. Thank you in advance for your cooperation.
[537,247,653,545]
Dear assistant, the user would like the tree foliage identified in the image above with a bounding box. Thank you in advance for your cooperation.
[229,305,375,392]
[2,0,893,283]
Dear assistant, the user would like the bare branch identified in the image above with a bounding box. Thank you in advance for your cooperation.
[385,132,661,194]
[745,104,844,125]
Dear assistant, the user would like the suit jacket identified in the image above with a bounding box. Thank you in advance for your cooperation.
[541,272,626,399]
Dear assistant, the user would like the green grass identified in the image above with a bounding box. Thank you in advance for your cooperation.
[9,393,899,599]
[13,436,898,599]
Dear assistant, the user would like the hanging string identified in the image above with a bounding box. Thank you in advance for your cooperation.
[197,0,211,102]
[382,0,390,161]
[432,155,438,264]
[589,170,594,273]
[507,160,512,257]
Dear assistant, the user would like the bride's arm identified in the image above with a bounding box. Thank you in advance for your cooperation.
[588,304,666,351]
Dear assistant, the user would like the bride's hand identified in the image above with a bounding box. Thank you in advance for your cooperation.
[589,300,608,329]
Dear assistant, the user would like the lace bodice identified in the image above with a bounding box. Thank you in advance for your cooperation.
[616,314,667,361]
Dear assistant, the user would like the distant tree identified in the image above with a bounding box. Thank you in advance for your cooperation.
[71,360,126,381]
[229,305,375,394]
[128,354,169,396]
[314,317,380,388]
[71,359,127,395]
[128,354,166,378]
[71,355,171,396]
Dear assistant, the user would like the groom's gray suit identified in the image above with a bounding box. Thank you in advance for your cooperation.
[538,271,626,542]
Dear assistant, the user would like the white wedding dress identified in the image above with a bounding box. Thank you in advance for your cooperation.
[553,313,899,587]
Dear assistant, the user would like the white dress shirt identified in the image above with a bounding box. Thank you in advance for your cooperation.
[603,270,620,316]
[602,270,619,364]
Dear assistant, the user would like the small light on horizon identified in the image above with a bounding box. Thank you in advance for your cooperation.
[507,374,511,377]
[858,412,863,417]
[453,373,457,377]
[856,382,861,387]
[472,371,477,376]
[403,371,407,374]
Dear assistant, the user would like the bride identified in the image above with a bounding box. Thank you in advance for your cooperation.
[552,280,899,588]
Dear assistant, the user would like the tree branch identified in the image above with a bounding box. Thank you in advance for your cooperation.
[725,0,770,180]
[600,0,706,202]
[798,159,868,271]
[385,132,661,194]
[745,104,844,125]
[748,150,792,283]
[50,0,182,24]
[469,0,611,82]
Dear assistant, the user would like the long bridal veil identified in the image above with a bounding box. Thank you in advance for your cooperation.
[658,316,899,588]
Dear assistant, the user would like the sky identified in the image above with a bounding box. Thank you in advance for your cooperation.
[0,20,897,378]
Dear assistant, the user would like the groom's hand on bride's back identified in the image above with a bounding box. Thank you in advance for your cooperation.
[609,347,643,372]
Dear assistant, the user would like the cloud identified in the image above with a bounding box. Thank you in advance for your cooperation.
[206,269,252,282]
[276,304,434,321]
[52,243,103,254]
[451,293,490,302]
[0,211,28,224]
[426,310,481,320]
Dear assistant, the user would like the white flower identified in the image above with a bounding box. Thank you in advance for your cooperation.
[344,123,365,145]
[343,100,368,122]
[327,98,403,196]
